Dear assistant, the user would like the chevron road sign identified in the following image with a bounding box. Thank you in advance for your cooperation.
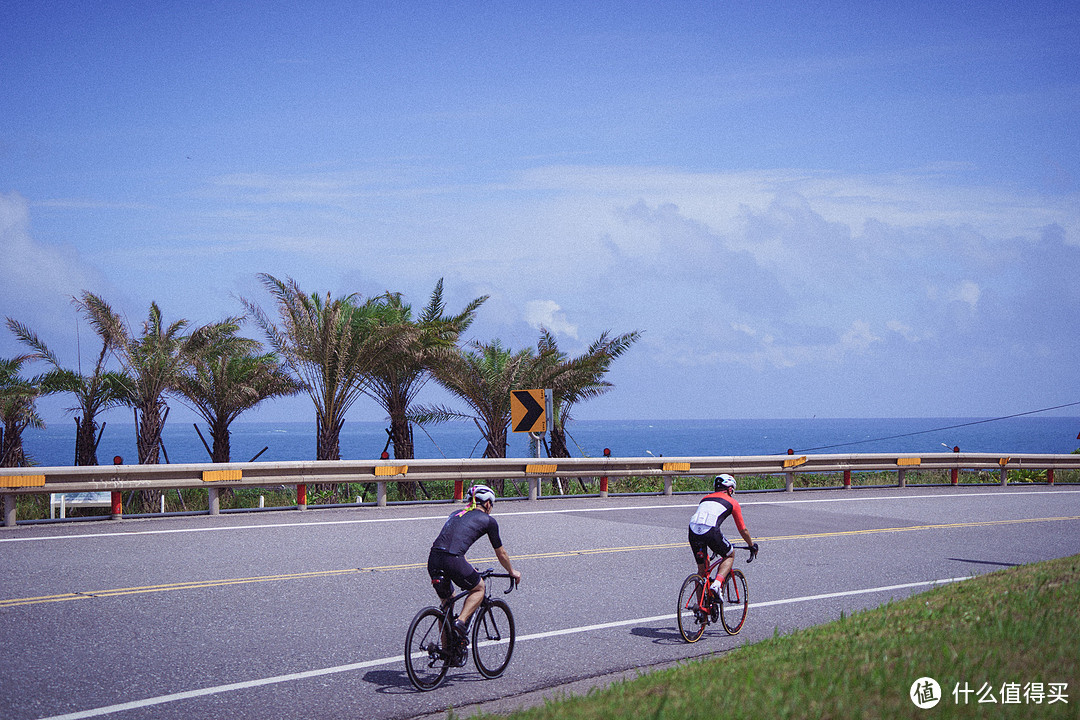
[511,388,553,433]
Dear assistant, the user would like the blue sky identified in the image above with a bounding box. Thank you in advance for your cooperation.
[2,1,1078,425]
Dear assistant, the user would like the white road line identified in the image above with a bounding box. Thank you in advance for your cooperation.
[32,576,971,720]
[4,489,1078,544]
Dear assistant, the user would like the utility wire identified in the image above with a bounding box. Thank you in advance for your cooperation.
[793,401,1080,454]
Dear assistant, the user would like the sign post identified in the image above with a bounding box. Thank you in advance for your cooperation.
[512,389,553,499]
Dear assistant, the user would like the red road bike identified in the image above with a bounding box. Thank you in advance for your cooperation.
[677,545,755,642]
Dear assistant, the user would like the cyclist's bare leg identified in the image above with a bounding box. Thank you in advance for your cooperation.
[459,578,485,625]
[714,553,735,586]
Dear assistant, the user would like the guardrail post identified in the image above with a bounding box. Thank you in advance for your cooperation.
[453,480,463,501]
[110,491,122,520]
[297,484,307,511]
[208,487,220,515]
[898,469,906,488]
[1000,468,1008,486]
[1048,469,1055,486]
[843,469,851,489]
[952,446,960,485]
[528,478,538,501]
[377,482,387,507]
[664,476,673,496]
[785,472,794,492]
[600,447,611,498]
[3,494,15,527]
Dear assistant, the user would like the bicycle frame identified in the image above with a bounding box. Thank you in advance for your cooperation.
[440,570,517,626]
[695,545,753,610]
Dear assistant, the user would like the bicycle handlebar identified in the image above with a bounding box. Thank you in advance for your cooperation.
[712,544,759,563]
[479,568,519,594]
[732,544,760,563]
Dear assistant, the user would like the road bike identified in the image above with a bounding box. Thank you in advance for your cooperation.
[677,544,755,643]
[405,568,518,691]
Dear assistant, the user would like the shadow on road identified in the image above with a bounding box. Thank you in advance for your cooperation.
[363,667,489,694]
[630,624,684,645]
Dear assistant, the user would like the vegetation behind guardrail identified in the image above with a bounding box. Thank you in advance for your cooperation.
[4,451,1079,524]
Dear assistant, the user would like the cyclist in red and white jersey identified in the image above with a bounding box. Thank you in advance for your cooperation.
[688,474,759,599]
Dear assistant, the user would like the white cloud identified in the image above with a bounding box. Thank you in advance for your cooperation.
[886,320,920,342]
[0,193,104,348]
[524,300,578,339]
[949,281,981,309]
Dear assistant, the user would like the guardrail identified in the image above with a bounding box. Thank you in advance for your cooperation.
[3,451,1079,526]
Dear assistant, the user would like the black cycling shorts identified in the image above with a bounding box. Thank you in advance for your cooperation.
[688,525,732,566]
[427,548,481,600]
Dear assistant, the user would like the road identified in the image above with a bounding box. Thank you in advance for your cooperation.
[2,486,1079,720]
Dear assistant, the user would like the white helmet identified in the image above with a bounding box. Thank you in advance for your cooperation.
[714,474,737,492]
[468,484,496,505]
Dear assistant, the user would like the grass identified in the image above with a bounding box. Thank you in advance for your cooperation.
[459,554,1080,719]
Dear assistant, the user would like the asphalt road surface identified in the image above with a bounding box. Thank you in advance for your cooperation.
[2,485,1079,720]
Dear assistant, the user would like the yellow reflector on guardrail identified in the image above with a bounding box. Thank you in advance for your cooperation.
[202,469,242,482]
[0,474,45,487]
[526,464,557,474]
[897,458,922,466]
[783,456,807,468]
[999,457,1011,467]
[662,462,691,472]
[375,465,408,477]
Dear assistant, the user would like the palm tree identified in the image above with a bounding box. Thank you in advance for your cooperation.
[415,340,554,491]
[242,274,405,461]
[74,292,229,465]
[6,317,128,466]
[173,327,303,463]
[365,280,487,462]
[0,356,43,468]
[537,329,641,458]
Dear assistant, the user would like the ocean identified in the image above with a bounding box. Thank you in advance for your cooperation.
[17,416,1080,467]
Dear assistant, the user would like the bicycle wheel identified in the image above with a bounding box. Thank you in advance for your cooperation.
[719,569,749,635]
[676,574,708,643]
[472,599,515,678]
[405,607,451,690]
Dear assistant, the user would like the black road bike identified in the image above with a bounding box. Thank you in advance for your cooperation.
[677,544,756,643]
[405,568,518,691]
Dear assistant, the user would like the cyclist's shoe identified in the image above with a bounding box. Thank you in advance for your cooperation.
[709,588,722,605]
[453,619,469,640]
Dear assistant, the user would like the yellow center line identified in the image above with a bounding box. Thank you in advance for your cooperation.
[4,515,1077,608]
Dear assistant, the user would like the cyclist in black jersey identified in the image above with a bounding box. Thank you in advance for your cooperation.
[427,484,521,639]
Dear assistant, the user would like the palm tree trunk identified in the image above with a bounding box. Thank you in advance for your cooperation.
[210,417,231,463]
[388,397,418,499]
[136,405,165,464]
[209,417,235,502]
[549,425,571,458]
[316,415,342,460]
[482,422,509,495]
[75,416,100,466]
[1,421,28,467]
[134,406,165,512]
[315,415,343,501]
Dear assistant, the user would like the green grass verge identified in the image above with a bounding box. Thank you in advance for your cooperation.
[460,555,1080,720]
